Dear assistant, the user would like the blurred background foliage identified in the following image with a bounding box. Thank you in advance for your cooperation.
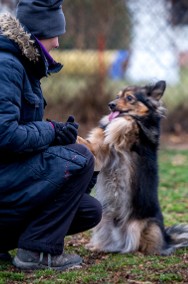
[61,0,130,50]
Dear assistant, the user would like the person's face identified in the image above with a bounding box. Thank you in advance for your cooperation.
[40,37,59,52]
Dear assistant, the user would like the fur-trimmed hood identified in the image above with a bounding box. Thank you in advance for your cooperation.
[0,13,63,78]
[0,13,40,62]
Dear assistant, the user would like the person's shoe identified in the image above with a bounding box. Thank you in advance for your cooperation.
[12,248,82,271]
[0,252,12,261]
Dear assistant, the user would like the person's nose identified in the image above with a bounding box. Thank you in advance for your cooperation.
[55,40,59,49]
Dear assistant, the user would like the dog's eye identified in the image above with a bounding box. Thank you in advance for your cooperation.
[127,95,134,102]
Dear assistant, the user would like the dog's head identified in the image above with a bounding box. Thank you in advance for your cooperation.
[108,80,166,121]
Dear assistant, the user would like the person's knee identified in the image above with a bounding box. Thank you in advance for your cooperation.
[75,144,94,163]
[68,144,94,173]
[67,195,102,235]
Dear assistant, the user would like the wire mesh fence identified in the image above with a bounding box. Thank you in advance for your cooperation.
[1,0,188,132]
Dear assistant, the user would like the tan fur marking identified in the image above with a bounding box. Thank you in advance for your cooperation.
[123,90,134,96]
[134,102,149,115]
[140,223,164,254]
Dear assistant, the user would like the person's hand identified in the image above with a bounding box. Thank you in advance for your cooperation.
[48,115,79,145]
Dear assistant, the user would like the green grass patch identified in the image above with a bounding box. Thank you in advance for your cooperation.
[159,149,188,225]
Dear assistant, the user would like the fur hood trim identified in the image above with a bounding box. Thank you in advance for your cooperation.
[0,13,40,62]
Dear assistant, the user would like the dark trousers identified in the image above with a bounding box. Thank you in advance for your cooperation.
[0,145,102,255]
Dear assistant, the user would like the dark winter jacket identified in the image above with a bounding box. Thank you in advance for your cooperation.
[0,13,58,156]
[0,14,88,223]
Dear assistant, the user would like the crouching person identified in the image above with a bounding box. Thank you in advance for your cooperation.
[0,0,102,270]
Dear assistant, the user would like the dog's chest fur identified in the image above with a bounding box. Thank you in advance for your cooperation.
[96,145,134,223]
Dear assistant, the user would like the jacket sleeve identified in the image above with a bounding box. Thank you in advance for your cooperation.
[0,58,55,153]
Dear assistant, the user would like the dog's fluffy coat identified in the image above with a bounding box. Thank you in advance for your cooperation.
[77,80,188,255]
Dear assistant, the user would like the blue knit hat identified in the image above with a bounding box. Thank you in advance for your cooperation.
[16,0,66,39]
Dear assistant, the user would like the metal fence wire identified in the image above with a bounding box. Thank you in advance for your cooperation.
[1,0,188,131]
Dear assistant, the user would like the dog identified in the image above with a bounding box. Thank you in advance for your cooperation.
[77,80,188,255]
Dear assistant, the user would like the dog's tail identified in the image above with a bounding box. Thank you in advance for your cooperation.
[166,224,188,249]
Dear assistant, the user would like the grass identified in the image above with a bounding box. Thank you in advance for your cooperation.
[1,148,188,283]
[159,149,188,225]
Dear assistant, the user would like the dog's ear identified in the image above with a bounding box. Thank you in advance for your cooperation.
[150,80,166,101]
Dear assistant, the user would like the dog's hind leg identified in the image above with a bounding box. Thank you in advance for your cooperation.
[139,221,173,255]
[120,220,143,253]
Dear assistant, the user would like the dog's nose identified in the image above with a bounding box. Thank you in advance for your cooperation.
[108,101,116,110]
